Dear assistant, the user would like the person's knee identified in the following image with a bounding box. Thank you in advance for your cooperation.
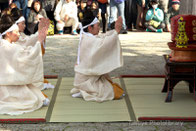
[159,22,166,29]
[56,22,64,31]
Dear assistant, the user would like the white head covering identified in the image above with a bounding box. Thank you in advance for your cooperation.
[77,17,99,64]
[16,16,25,24]
[0,24,19,39]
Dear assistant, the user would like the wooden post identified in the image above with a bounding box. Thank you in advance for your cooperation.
[179,0,196,15]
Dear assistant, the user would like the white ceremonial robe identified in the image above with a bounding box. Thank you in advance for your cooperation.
[0,39,45,115]
[16,32,45,90]
[16,32,38,47]
[71,30,123,102]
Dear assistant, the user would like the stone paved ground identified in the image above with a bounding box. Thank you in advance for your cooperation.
[1,31,196,130]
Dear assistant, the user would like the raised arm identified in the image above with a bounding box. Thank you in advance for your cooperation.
[38,18,50,54]
[115,16,123,34]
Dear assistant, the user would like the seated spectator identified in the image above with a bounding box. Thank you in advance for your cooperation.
[145,0,165,32]
[27,0,48,34]
[54,0,79,35]
[165,0,180,32]
[91,0,100,18]
[0,15,50,115]
[78,0,87,22]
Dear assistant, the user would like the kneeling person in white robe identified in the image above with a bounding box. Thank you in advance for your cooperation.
[11,8,55,90]
[71,10,124,102]
[0,15,50,115]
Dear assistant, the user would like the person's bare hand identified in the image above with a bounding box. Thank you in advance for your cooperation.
[115,16,123,34]
[64,15,69,22]
[153,9,156,15]
[38,18,50,43]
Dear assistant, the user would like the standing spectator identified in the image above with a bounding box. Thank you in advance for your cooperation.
[98,0,108,33]
[27,0,48,34]
[108,0,127,34]
[54,0,79,35]
[165,0,180,32]
[145,0,165,32]
[125,0,137,31]
[12,0,28,19]
[39,0,58,33]
[39,0,58,21]
[159,0,169,14]
[135,0,149,30]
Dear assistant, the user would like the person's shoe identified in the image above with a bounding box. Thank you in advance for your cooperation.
[156,29,163,33]
[120,29,128,34]
[72,30,78,35]
[146,28,152,32]
[58,30,63,35]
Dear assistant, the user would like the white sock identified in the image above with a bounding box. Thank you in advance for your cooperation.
[72,92,82,98]
[42,83,55,90]
[43,98,50,106]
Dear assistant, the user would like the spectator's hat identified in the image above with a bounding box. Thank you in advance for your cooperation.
[150,0,158,4]
[172,0,180,5]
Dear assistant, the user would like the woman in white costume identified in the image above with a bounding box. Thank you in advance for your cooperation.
[0,15,49,115]
[71,10,124,102]
[11,8,54,90]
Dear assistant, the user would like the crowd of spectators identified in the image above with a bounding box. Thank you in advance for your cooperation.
[0,0,180,35]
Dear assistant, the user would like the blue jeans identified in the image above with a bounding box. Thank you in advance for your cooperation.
[13,0,29,20]
[108,0,126,30]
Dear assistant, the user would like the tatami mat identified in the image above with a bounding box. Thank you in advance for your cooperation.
[0,79,57,123]
[2,77,194,123]
[123,78,196,121]
[49,77,131,122]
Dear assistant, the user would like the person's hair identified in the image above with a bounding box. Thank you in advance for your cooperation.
[10,8,23,21]
[82,9,96,32]
[0,15,15,38]
[31,0,42,13]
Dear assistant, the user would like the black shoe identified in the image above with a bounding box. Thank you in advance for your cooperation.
[120,29,128,34]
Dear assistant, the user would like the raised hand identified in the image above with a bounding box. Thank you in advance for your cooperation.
[115,16,123,34]
[38,18,50,44]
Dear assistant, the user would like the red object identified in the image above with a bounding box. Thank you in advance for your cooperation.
[139,117,196,121]
[171,15,196,42]
[168,42,196,62]
[0,118,46,124]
